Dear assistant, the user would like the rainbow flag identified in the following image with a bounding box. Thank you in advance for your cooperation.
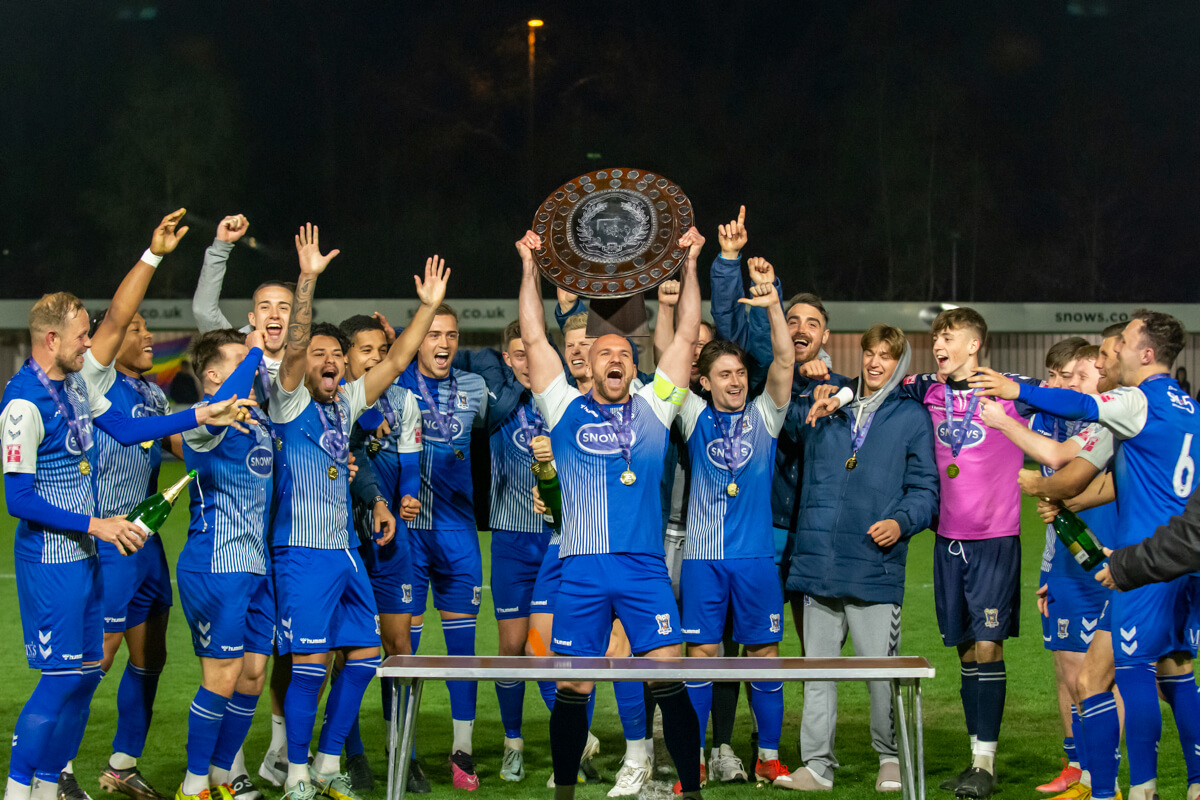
[144,334,193,392]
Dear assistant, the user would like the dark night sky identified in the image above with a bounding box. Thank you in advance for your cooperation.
[2,1,1199,303]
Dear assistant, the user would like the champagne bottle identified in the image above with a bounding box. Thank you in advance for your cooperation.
[532,460,562,532]
[1052,508,1106,571]
[127,469,198,536]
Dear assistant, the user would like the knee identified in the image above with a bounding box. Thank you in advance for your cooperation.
[557,680,593,696]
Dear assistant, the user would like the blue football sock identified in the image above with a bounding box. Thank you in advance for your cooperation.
[1081,692,1121,799]
[615,681,647,742]
[749,681,784,751]
[975,660,1006,744]
[9,670,84,784]
[959,661,979,738]
[185,687,229,777]
[1158,673,1200,784]
[112,664,161,759]
[409,624,423,655]
[538,681,556,712]
[1071,704,1088,773]
[1115,664,1160,788]
[211,692,260,771]
[285,663,328,765]
[37,664,104,780]
[317,657,380,758]
[685,682,712,751]
[495,680,525,740]
[1063,737,1077,765]
[442,619,477,722]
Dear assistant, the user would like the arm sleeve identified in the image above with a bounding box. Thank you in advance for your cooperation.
[1017,383,1149,439]
[709,255,748,345]
[675,393,706,439]
[398,451,420,499]
[1109,488,1200,590]
[94,405,200,446]
[1,399,44,475]
[534,373,582,431]
[891,411,941,539]
[192,238,236,333]
[395,393,422,453]
[269,374,311,424]
[5,472,91,533]
[638,370,689,428]
[554,298,586,333]
[211,347,262,405]
[754,390,789,438]
[80,351,116,417]
[1070,424,1115,470]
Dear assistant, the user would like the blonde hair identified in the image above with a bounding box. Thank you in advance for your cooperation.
[563,312,589,335]
[29,292,86,335]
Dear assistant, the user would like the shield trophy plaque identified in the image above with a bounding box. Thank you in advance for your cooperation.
[531,168,694,337]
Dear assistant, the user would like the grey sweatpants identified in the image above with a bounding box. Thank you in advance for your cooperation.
[800,594,901,780]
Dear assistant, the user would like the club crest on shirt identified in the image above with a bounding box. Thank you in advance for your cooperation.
[984,608,1000,628]
[246,445,274,478]
[421,412,464,442]
[1057,618,1069,639]
[769,614,781,633]
[705,439,754,471]
[655,613,673,635]
[472,586,482,606]
[456,391,470,411]
[576,421,638,455]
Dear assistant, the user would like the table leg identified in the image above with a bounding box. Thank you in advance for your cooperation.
[915,680,926,800]
[395,679,424,800]
[892,679,917,800]
[386,678,402,800]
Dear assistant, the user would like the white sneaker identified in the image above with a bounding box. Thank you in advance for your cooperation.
[608,758,652,798]
[709,744,748,783]
[258,750,287,788]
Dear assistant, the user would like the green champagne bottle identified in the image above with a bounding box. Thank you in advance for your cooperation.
[127,469,198,536]
[532,460,562,532]
[1052,508,1106,571]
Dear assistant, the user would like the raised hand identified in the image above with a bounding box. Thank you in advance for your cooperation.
[658,280,681,308]
[398,494,421,522]
[800,359,831,381]
[294,222,340,275]
[216,214,250,244]
[372,311,396,346]
[373,500,396,546]
[89,516,147,556]
[196,396,258,434]
[515,230,542,264]
[678,227,706,264]
[746,256,775,286]
[737,282,776,308]
[968,367,1019,401]
[245,328,265,352]
[414,255,450,308]
[978,397,1011,429]
[805,387,843,427]
[557,287,579,313]
[150,208,190,256]
[717,205,748,258]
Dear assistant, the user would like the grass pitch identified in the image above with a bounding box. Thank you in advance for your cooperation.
[0,461,1190,799]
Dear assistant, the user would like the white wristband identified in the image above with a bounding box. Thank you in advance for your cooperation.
[141,249,163,268]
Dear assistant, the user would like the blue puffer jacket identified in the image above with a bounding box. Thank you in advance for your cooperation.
[784,386,939,606]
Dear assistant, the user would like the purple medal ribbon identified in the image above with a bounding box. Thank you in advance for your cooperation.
[416,372,459,447]
[120,373,164,413]
[28,359,92,453]
[517,401,546,447]
[589,393,634,470]
[850,408,877,453]
[711,405,745,480]
[377,390,398,429]
[943,384,982,458]
[255,355,272,410]
[314,399,348,460]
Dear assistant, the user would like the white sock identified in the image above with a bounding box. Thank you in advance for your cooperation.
[269,714,287,753]
[1130,779,1157,800]
[30,778,55,800]
[311,753,340,777]
[210,767,231,786]
[624,739,643,763]
[231,747,248,777]
[969,734,978,752]
[504,737,523,751]
[451,719,474,755]
[6,777,32,800]
[1080,769,1092,788]
[644,737,654,759]
[182,771,209,796]
[108,753,137,771]
[285,762,310,790]
[971,740,996,774]
[63,763,74,777]
[759,748,779,762]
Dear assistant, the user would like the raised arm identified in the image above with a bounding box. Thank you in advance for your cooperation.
[980,401,1081,470]
[738,257,794,408]
[653,280,679,363]
[192,214,249,332]
[279,223,338,393]
[517,231,563,394]
[654,228,704,389]
[365,256,450,405]
[710,205,750,347]
[92,209,190,366]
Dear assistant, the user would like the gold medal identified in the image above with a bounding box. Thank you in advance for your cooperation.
[454,449,465,461]
[328,464,339,480]
[947,463,960,479]
[275,437,283,451]
[79,459,91,475]
[726,482,739,497]
[845,455,858,471]
[620,469,637,486]
[140,441,152,451]
[367,441,382,456]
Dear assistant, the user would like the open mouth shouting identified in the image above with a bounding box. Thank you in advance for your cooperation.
[433,350,451,371]
[319,364,338,394]
[603,364,625,394]
[793,333,813,357]
[264,322,284,345]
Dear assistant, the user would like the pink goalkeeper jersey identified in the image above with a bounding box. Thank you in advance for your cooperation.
[898,373,1037,541]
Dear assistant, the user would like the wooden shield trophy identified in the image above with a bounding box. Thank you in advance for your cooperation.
[531,168,694,337]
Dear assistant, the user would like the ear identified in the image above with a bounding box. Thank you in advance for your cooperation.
[699,375,712,393]
[247,310,256,328]
[501,350,513,368]
[820,328,830,346]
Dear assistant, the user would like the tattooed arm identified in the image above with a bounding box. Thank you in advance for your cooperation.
[278,222,339,393]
